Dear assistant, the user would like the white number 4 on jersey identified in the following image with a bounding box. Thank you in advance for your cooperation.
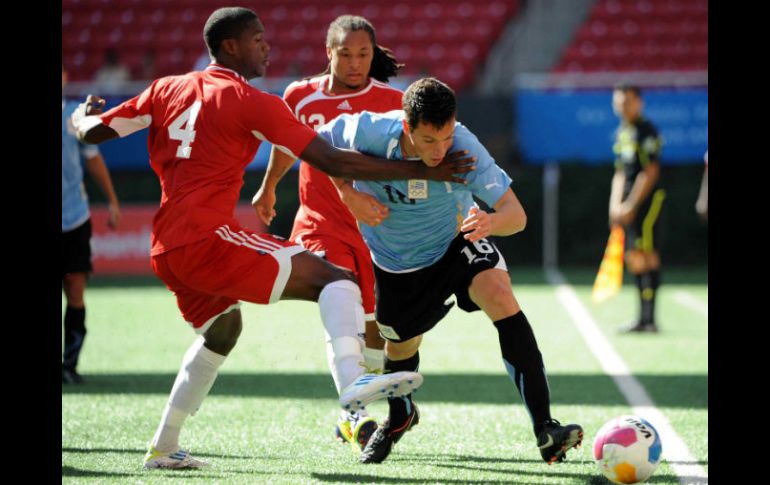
[169,101,202,159]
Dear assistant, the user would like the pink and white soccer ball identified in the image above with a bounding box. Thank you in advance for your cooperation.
[593,415,663,484]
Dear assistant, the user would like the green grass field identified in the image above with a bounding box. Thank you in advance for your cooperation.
[62,267,707,484]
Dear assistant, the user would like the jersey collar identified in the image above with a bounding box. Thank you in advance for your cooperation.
[323,74,373,97]
[206,64,249,83]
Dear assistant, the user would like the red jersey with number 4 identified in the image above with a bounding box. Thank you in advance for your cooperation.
[97,65,318,256]
[283,75,403,244]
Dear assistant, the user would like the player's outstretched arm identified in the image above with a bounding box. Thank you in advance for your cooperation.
[299,136,475,183]
[71,95,120,144]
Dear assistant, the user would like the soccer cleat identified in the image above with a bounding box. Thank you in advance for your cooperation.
[339,371,423,412]
[335,412,379,452]
[537,419,584,464]
[618,321,659,334]
[143,446,209,469]
[360,403,420,464]
[62,367,84,385]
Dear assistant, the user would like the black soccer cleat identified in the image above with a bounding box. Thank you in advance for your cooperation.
[537,419,583,464]
[360,404,420,464]
[62,367,84,385]
[618,321,659,334]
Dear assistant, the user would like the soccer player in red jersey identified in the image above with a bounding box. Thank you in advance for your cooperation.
[71,7,474,469]
[252,15,405,451]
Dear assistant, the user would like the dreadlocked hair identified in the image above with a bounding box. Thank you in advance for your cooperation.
[305,15,403,82]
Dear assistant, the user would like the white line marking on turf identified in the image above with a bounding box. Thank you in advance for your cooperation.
[545,268,708,485]
[673,291,708,319]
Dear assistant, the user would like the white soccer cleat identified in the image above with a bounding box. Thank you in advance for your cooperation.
[339,371,423,412]
[143,446,210,469]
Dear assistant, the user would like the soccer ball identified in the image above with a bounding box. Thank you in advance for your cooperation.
[593,415,662,484]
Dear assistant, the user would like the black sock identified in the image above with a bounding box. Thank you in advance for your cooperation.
[63,306,86,371]
[638,270,660,325]
[493,312,552,436]
[383,352,419,425]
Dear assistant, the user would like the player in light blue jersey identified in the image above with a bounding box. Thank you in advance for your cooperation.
[317,78,583,465]
[62,65,121,384]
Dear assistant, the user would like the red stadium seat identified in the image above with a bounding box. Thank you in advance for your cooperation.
[63,0,524,93]
[555,0,707,73]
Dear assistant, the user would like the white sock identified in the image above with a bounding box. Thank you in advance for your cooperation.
[319,280,366,392]
[325,340,342,393]
[363,347,385,373]
[151,337,226,452]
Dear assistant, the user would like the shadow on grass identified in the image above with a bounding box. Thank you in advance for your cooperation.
[61,465,235,479]
[401,452,707,467]
[62,447,251,459]
[62,373,707,408]
[62,466,134,478]
[391,452,703,484]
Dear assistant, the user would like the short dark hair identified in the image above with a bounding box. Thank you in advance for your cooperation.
[402,78,457,130]
[614,83,642,98]
[203,7,259,57]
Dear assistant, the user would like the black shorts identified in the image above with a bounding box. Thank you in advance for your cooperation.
[624,189,666,253]
[62,219,93,278]
[374,233,507,342]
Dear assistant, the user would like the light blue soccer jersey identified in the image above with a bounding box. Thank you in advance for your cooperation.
[62,100,100,232]
[316,110,512,272]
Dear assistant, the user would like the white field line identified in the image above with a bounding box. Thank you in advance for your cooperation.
[545,268,708,485]
[673,291,708,320]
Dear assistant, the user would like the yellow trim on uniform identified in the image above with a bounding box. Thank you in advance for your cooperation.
[641,189,666,252]
[638,144,650,168]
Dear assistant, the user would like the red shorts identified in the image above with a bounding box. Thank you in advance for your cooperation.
[151,224,305,333]
[293,232,376,320]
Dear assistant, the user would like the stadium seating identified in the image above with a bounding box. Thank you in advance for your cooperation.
[62,0,520,92]
[553,0,707,73]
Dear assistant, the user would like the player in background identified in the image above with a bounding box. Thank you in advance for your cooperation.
[696,150,707,221]
[314,77,584,465]
[252,14,404,453]
[62,65,121,385]
[70,7,475,469]
[609,84,666,333]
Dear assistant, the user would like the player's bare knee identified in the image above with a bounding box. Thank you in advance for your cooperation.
[327,265,358,286]
[62,273,87,307]
[646,252,660,269]
[626,251,647,274]
[386,336,421,360]
[470,271,518,317]
[203,310,242,355]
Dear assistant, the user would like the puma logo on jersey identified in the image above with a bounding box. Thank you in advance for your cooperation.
[336,100,353,110]
[485,181,502,190]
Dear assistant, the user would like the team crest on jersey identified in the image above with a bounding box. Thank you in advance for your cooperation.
[407,179,428,199]
[336,100,353,110]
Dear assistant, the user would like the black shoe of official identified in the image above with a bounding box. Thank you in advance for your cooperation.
[360,404,420,464]
[537,419,583,464]
[62,367,84,385]
[618,321,659,334]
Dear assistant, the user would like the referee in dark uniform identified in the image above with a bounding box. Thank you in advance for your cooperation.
[609,84,665,333]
